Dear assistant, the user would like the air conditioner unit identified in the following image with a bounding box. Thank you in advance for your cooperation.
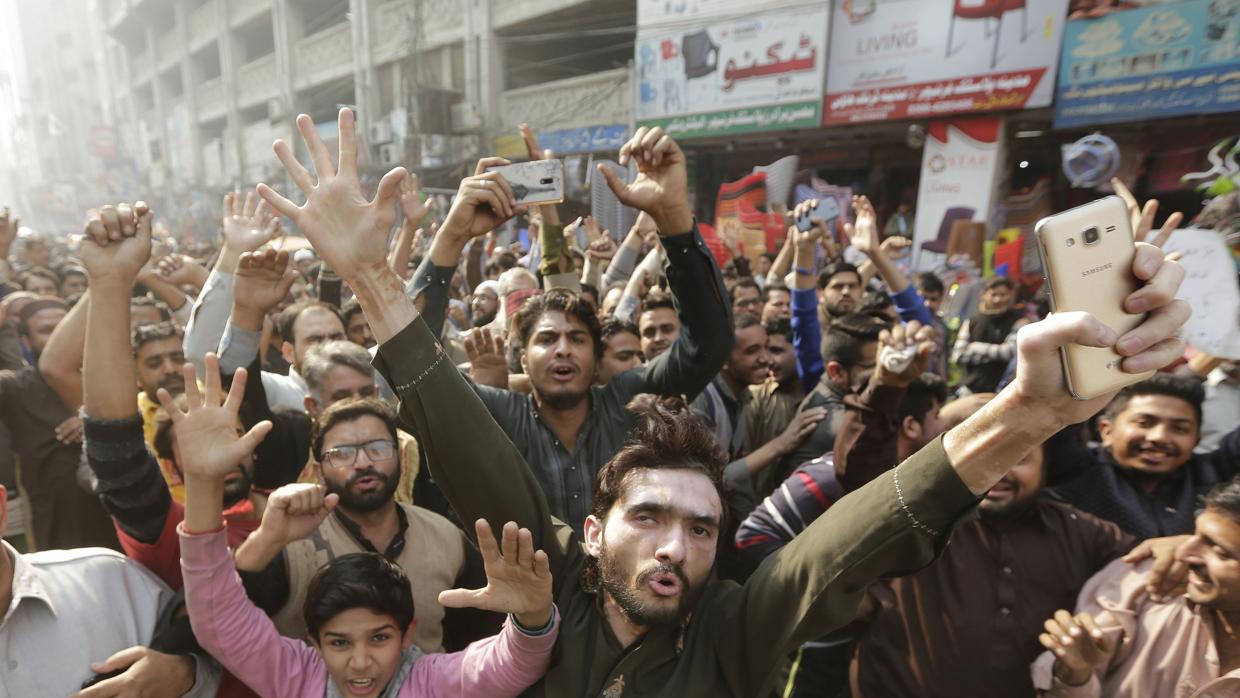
[450,102,482,133]
[377,142,402,167]
[369,120,394,145]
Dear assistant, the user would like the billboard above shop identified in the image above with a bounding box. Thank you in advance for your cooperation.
[1054,0,1240,129]
[635,2,829,138]
[823,0,1069,125]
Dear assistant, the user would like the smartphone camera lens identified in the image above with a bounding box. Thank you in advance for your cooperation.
[1082,227,1101,245]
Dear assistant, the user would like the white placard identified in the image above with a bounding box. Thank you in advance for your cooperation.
[1162,228,1240,360]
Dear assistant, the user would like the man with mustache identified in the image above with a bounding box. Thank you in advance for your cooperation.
[1033,477,1240,696]
[255,109,1188,696]
[1048,374,1240,539]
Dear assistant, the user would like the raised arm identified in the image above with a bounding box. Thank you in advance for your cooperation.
[256,108,578,584]
[595,128,732,399]
[790,202,827,391]
[38,288,90,410]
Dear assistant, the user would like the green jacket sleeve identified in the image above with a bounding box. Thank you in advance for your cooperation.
[372,317,580,594]
[712,435,981,696]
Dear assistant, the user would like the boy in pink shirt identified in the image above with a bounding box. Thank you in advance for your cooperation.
[172,355,558,698]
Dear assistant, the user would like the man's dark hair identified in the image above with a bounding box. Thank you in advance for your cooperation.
[130,295,173,322]
[734,312,762,332]
[765,317,792,342]
[822,312,888,367]
[643,289,676,313]
[132,321,183,353]
[913,272,944,296]
[818,262,860,290]
[304,553,414,641]
[584,395,729,590]
[899,372,948,425]
[600,317,639,343]
[730,278,760,304]
[512,287,603,358]
[858,289,893,315]
[1104,373,1205,428]
[1203,477,1240,523]
[278,301,345,345]
[984,275,1015,291]
[311,397,400,462]
[19,267,59,290]
[763,282,790,303]
[341,298,365,326]
[579,283,600,309]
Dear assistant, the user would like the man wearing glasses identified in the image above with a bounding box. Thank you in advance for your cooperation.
[231,397,474,655]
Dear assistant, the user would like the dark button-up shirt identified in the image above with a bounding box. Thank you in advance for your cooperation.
[411,226,733,532]
[1046,423,1240,539]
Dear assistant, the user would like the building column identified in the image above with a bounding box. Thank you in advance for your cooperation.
[143,21,173,189]
[350,0,379,138]
[217,0,244,186]
[174,0,204,183]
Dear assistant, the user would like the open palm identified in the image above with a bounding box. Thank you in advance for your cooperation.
[258,109,405,281]
[156,354,271,480]
[222,191,281,253]
[438,519,552,624]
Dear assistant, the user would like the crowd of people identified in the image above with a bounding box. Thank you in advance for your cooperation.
[0,107,1234,698]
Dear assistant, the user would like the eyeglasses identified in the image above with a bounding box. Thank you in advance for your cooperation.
[321,439,396,469]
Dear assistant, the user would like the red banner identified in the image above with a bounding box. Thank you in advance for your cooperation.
[823,68,1047,125]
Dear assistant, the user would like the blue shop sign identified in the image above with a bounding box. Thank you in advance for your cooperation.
[1054,0,1240,129]
[538,125,629,154]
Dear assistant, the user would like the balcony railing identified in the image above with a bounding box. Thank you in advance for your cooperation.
[236,53,278,108]
[293,21,353,90]
[500,67,630,132]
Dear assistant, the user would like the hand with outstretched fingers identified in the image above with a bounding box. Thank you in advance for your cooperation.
[1039,609,1118,687]
[155,353,272,482]
[438,519,554,630]
[257,108,406,283]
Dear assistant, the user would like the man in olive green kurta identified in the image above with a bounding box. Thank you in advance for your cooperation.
[258,108,1191,697]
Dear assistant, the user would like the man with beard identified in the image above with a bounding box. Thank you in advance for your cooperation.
[230,397,470,655]
[341,298,375,349]
[637,289,678,361]
[847,393,1143,698]
[256,109,1186,696]
[470,279,501,328]
[1047,374,1240,539]
[598,318,644,386]
[818,262,862,323]
[952,275,1029,394]
[400,126,730,535]
[1032,478,1240,696]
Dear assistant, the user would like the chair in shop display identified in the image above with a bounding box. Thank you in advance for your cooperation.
[921,206,976,261]
[945,0,1032,69]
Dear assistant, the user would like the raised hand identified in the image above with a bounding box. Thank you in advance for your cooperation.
[73,646,195,698]
[155,353,271,481]
[1121,534,1192,601]
[234,248,300,323]
[599,127,693,236]
[222,191,282,254]
[400,172,433,225]
[438,519,553,630]
[845,195,881,257]
[79,202,153,285]
[464,326,509,389]
[0,206,20,258]
[156,254,209,288]
[587,236,618,263]
[875,320,937,388]
[1112,177,1183,249]
[1039,610,1117,686]
[257,483,339,548]
[258,108,406,283]
[439,157,522,242]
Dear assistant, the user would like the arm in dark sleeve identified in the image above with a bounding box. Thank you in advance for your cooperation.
[889,285,934,326]
[791,288,823,393]
[1204,422,1240,480]
[404,256,453,343]
[237,550,292,616]
[83,412,172,544]
[1043,421,1098,486]
[0,324,24,372]
[232,353,309,491]
[317,266,342,308]
[637,224,733,401]
[833,380,907,493]
[373,317,580,593]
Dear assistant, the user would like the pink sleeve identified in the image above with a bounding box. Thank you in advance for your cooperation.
[180,525,328,698]
[406,609,559,698]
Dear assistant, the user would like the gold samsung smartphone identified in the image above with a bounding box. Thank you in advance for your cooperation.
[1034,195,1154,400]
[484,159,565,206]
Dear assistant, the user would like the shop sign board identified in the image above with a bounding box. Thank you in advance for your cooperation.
[1054,0,1240,128]
[636,3,828,138]
[824,0,1069,125]
[912,116,1007,270]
